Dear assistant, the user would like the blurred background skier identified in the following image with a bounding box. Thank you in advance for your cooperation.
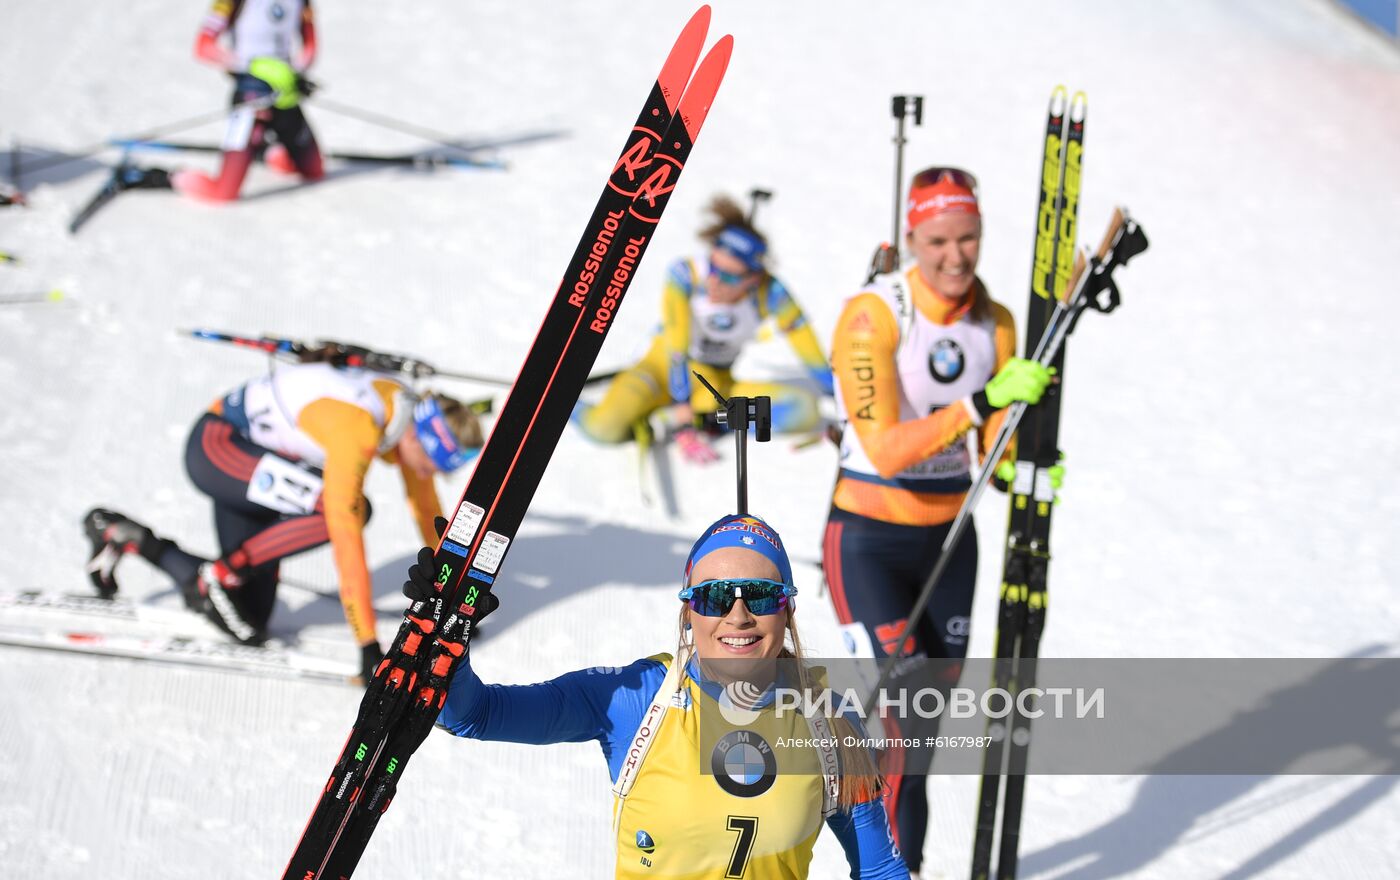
[82,362,484,684]
[573,193,834,463]
[170,0,326,202]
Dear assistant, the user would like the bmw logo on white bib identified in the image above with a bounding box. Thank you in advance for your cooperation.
[929,339,966,383]
[707,312,736,332]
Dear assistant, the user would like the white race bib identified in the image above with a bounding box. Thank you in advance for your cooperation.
[222,106,257,152]
[246,454,323,516]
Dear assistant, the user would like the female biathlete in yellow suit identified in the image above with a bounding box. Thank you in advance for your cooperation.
[574,195,834,462]
[410,513,909,878]
[83,362,482,683]
[822,168,1053,877]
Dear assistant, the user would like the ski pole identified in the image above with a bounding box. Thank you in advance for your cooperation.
[21,94,279,178]
[310,97,484,158]
[0,289,64,306]
[865,209,1147,710]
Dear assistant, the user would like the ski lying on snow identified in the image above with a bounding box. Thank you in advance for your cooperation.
[0,622,355,687]
[0,623,355,685]
[108,139,507,171]
[0,590,357,684]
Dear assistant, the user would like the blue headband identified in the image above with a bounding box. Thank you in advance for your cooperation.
[684,513,793,586]
[716,226,767,272]
[413,396,479,473]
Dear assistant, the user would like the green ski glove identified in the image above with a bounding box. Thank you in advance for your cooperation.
[249,57,302,109]
[971,358,1054,419]
[994,460,1017,485]
[993,459,1066,499]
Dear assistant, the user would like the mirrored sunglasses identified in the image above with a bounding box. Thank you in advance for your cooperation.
[910,166,979,193]
[678,578,797,617]
[708,259,756,287]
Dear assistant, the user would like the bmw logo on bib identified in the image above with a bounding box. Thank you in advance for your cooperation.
[708,312,736,332]
[929,339,965,383]
[710,730,776,797]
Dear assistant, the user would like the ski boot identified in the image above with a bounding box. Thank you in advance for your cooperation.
[81,508,164,599]
[192,560,266,646]
[264,142,299,176]
[115,164,172,192]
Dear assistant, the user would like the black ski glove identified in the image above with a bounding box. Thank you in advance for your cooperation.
[402,516,500,621]
[359,641,384,686]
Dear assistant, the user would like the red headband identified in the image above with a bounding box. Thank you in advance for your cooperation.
[906,176,980,230]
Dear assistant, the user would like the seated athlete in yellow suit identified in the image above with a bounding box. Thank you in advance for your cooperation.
[574,194,835,462]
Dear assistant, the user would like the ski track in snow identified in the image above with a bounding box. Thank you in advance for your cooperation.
[2,0,1399,877]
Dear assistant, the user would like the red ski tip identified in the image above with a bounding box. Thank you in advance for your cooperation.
[678,34,733,142]
[658,6,711,114]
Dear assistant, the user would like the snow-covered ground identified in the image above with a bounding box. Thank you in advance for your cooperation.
[2,0,1398,877]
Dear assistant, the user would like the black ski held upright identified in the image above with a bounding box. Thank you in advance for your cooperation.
[279,8,732,880]
[968,205,1146,880]
[972,86,1086,880]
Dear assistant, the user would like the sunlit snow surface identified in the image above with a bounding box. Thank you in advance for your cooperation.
[1,0,1398,877]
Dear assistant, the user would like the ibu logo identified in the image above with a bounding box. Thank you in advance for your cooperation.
[928,339,966,383]
[636,830,656,853]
